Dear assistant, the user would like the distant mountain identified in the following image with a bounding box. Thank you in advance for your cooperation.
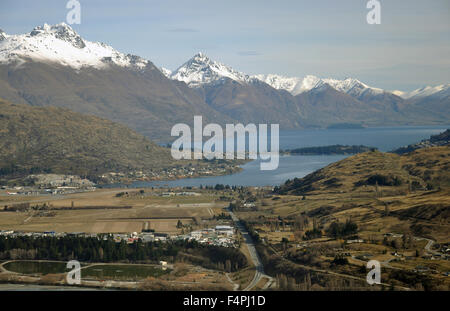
[197,78,302,127]
[0,98,174,178]
[0,24,232,142]
[252,74,319,96]
[294,84,412,127]
[168,53,449,128]
[253,73,450,125]
[170,52,255,87]
[0,23,448,140]
[169,53,302,127]
[393,84,450,100]
[253,74,385,98]
[0,23,148,70]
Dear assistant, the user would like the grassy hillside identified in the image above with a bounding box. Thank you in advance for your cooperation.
[0,98,177,179]
[275,147,450,196]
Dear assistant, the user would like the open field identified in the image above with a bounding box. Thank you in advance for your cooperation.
[3,261,70,275]
[82,264,170,280]
[0,188,227,233]
[239,187,450,243]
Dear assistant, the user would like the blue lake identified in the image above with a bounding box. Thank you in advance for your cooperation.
[118,125,449,188]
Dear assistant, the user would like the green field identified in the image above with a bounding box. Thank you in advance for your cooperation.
[4,261,70,275]
[82,264,171,280]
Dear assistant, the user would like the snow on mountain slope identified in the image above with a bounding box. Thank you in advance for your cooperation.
[395,84,450,100]
[170,52,254,87]
[321,77,384,97]
[253,74,384,97]
[2,23,446,101]
[160,67,172,78]
[169,53,446,100]
[253,74,322,95]
[391,90,406,98]
[0,23,148,70]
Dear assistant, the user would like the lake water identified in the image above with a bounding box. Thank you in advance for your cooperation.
[118,125,448,188]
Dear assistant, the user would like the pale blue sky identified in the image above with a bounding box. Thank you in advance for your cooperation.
[1,0,449,91]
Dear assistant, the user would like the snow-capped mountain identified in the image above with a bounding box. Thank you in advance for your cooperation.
[393,84,450,100]
[170,52,254,87]
[0,23,232,142]
[0,23,148,70]
[321,77,384,97]
[1,23,448,136]
[252,74,322,96]
[169,54,385,98]
[160,67,172,78]
[253,74,384,97]
[164,53,447,103]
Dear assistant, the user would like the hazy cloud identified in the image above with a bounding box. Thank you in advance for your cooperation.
[237,50,262,56]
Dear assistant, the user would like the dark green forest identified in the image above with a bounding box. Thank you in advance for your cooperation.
[0,236,248,272]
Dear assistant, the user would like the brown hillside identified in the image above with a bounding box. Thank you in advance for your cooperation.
[275,147,450,196]
[0,98,175,177]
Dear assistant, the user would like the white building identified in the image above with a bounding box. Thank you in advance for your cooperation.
[215,225,234,237]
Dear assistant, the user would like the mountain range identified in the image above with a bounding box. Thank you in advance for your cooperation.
[0,24,232,142]
[0,23,448,142]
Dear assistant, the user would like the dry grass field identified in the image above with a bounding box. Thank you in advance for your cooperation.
[230,148,449,290]
[0,188,226,233]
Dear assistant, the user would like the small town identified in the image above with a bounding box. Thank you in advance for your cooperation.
[0,225,237,248]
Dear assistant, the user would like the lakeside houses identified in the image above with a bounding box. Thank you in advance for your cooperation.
[99,161,241,184]
[0,160,242,191]
[27,174,95,188]
[160,191,200,197]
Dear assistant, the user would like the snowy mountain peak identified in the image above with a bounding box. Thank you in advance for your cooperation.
[0,23,149,70]
[396,84,450,100]
[321,77,382,96]
[193,51,206,59]
[170,52,252,87]
[253,74,384,97]
[29,22,86,49]
[253,74,324,95]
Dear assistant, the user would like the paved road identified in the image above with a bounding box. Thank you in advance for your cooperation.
[228,208,273,291]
